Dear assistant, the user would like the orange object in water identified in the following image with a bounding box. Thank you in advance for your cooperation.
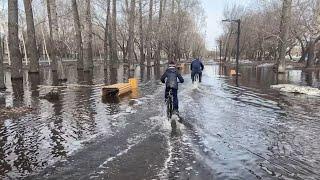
[230,69,236,76]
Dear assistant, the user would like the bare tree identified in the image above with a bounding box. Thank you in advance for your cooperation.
[104,0,111,69]
[278,0,292,73]
[155,0,164,75]
[126,0,136,78]
[0,34,5,89]
[110,0,119,67]
[146,0,153,68]
[8,0,23,79]
[23,0,39,73]
[138,0,145,67]
[83,0,94,72]
[46,0,59,71]
[71,0,83,70]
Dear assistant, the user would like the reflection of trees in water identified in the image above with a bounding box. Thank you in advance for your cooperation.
[12,121,41,175]
[74,72,97,137]
[50,91,67,158]
[218,64,227,76]
[28,73,40,98]
[303,70,313,86]
[147,66,152,80]
[65,64,78,84]
[0,121,11,177]
[77,69,84,83]
[103,65,118,85]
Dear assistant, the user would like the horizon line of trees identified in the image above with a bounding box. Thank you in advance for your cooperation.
[218,0,320,71]
[0,0,206,89]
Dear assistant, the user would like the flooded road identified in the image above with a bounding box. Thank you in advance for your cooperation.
[0,62,320,179]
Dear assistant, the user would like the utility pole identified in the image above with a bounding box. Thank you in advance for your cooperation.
[235,19,241,86]
[219,40,222,63]
[222,19,241,86]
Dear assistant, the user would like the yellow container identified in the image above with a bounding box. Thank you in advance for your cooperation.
[129,78,138,89]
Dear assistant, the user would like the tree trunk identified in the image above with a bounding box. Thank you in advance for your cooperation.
[126,0,136,79]
[23,0,39,73]
[306,40,315,68]
[46,0,59,71]
[139,0,145,67]
[146,0,153,68]
[155,0,164,75]
[8,0,23,79]
[24,0,39,73]
[71,0,83,70]
[0,35,5,89]
[104,0,111,69]
[83,0,93,72]
[168,0,175,61]
[278,0,292,73]
[110,0,119,68]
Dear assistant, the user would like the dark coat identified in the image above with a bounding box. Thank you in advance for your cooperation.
[161,67,184,89]
[191,59,204,73]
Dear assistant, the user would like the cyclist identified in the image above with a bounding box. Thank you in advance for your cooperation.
[161,61,184,114]
[191,58,204,83]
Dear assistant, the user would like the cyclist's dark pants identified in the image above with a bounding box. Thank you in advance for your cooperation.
[165,88,179,111]
[191,71,202,82]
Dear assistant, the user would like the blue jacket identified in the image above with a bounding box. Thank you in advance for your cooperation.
[191,59,204,73]
[161,67,184,89]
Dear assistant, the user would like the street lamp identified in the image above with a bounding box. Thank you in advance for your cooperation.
[222,19,241,86]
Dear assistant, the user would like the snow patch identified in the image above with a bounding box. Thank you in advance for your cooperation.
[271,84,320,96]
[257,63,275,68]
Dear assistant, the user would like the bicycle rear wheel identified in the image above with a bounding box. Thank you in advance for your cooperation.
[167,97,173,119]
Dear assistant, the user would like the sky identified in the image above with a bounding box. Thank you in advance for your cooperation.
[202,0,252,49]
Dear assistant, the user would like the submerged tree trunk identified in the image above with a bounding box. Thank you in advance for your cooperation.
[126,0,136,79]
[146,0,153,68]
[71,0,83,70]
[83,0,93,72]
[8,0,23,79]
[278,0,292,73]
[0,35,5,89]
[139,0,145,67]
[23,0,39,73]
[46,0,59,71]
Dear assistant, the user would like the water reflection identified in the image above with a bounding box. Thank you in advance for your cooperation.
[1,62,319,179]
[219,64,320,90]
[0,62,167,178]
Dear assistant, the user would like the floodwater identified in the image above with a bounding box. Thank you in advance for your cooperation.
[0,62,320,180]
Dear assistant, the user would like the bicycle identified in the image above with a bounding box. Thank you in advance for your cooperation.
[166,89,177,130]
[193,73,199,83]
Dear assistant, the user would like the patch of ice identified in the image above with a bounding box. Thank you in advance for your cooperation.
[257,63,275,68]
[271,84,320,96]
